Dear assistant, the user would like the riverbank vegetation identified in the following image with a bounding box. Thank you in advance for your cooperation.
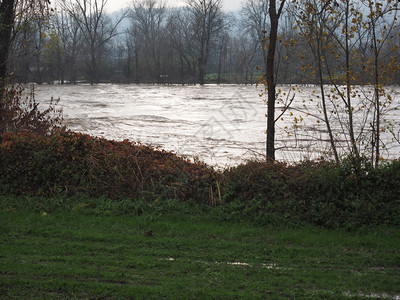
[1,130,399,229]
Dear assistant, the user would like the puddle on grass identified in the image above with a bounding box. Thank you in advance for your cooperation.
[343,292,400,299]
[222,261,280,270]
[159,257,281,270]
[160,257,400,299]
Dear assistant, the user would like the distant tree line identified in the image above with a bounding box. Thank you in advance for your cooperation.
[1,0,400,166]
[5,0,400,86]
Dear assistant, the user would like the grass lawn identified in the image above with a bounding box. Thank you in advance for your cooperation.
[1,208,399,299]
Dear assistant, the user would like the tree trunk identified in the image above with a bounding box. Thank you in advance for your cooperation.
[179,54,185,85]
[217,47,223,84]
[344,1,359,160]
[315,29,339,163]
[199,61,205,85]
[0,0,15,133]
[266,0,284,160]
[198,45,206,85]
[90,47,97,85]
[0,0,15,98]
[127,52,131,82]
[135,50,140,84]
[372,19,380,167]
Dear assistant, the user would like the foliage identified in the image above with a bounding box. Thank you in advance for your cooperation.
[0,84,65,135]
[0,131,218,203]
[220,158,400,228]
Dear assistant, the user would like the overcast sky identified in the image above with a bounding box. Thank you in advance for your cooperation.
[106,0,243,13]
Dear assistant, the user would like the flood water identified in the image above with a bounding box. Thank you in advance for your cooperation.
[34,84,400,167]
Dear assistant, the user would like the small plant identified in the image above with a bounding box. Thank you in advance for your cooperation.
[0,83,65,135]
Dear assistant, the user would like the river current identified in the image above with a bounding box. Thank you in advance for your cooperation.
[34,84,400,167]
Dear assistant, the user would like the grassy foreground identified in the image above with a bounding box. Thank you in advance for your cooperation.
[1,205,399,299]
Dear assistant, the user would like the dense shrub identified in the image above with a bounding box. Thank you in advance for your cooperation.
[220,159,400,228]
[0,131,218,202]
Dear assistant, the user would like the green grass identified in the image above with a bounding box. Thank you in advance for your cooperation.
[1,203,399,299]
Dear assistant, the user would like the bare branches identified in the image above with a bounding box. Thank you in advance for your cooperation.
[185,0,225,84]
[60,0,126,84]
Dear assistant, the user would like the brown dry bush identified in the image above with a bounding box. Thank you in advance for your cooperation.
[0,84,65,135]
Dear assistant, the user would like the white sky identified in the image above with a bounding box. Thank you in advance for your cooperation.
[106,0,243,13]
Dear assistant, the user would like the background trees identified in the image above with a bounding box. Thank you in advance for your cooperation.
[166,7,196,84]
[186,0,226,85]
[128,0,167,83]
[60,0,124,84]
[1,0,399,163]
[3,0,399,87]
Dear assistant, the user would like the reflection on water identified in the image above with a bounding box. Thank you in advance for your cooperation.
[34,84,400,167]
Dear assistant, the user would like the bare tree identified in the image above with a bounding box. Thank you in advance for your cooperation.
[125,26,143,83]
[295,0,340,163]
[61,0,125,84]
[51,7,84,84]
[233,33,259,84]
[166,7,196,84]
[215,31,229,83]
[361,0,400,166]
[294,0,400,166]
[128,0,167,83]
[241,0,270,74]
[186,0,225,85]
